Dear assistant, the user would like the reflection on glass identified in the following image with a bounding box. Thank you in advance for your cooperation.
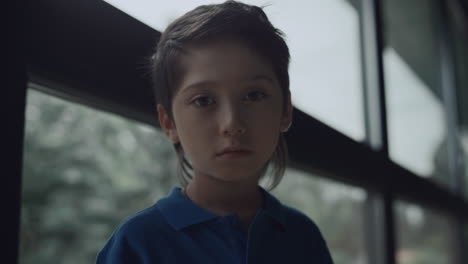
[270,167,368,264]
[21,89,179,264]
[394,201,455,264]
[104,0,365,141]
[382,0,449,186]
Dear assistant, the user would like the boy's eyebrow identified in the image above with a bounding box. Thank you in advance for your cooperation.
[180,80,218,94]
[180,74,275,94]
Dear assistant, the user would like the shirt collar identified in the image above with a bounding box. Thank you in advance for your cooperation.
[157,186,286,231]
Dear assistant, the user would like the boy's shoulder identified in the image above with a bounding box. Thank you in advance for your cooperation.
[113,202,170,239]
[96,201,172,263]
[275,202,331,252]
[276,200,323,236]
[262,188,322,235]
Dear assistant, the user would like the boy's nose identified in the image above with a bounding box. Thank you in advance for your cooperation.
[224,126,246,136]
[220,104,247,137]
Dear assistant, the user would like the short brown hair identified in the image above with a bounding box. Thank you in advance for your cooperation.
[151,0,290,191]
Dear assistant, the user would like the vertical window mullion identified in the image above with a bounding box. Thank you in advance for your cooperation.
[438,1,466,263]
[437,0,462,195]
[8,2,28,264]
[360,0,386,153]
[360,0,394,264]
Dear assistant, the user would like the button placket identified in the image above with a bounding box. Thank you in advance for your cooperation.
[224,214,247,263]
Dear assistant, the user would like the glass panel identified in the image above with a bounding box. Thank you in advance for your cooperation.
[20,89,179,263]
[382,0,450,186]
[104,0,365,141]
[270,167,368,264]
[394,201,456,264]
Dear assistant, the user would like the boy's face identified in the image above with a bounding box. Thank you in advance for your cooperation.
[158,39,292,184]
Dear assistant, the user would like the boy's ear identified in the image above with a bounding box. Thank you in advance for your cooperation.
[280,95,293,133]
[157,104,180,144]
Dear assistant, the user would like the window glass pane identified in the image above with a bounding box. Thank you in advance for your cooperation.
[394,201,456,264]
[382,0,450,186]
[20,89,179,263]
[104,0,365,141]
[270,168,368,264]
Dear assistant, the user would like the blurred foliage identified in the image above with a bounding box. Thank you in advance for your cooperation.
[21,89,455,264]
[21,89,179,264]
[394,202,456,264]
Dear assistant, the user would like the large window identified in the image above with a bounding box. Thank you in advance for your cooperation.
[382,0,450,187]
[19,1,468,264]
[104,0,366,141]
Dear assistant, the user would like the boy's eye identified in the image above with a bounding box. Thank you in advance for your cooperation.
[245,91,267,102]
[192,96,214,107]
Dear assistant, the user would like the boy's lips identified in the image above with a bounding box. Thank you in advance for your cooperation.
[216,146,252,156]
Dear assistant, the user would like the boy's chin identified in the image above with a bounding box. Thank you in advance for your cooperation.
[211,170,262,184]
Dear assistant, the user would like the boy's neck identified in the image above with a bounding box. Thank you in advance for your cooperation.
[183,172,264,222]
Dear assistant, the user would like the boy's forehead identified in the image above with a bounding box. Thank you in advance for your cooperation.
[181,39,271,69]
[180,53,275,82]
[179,74,276,93]
[173,38,279,92]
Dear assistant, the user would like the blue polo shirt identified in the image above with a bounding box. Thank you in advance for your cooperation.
[96,186,333,264]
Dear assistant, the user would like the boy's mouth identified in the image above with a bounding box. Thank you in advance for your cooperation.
[216,147,252,156]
